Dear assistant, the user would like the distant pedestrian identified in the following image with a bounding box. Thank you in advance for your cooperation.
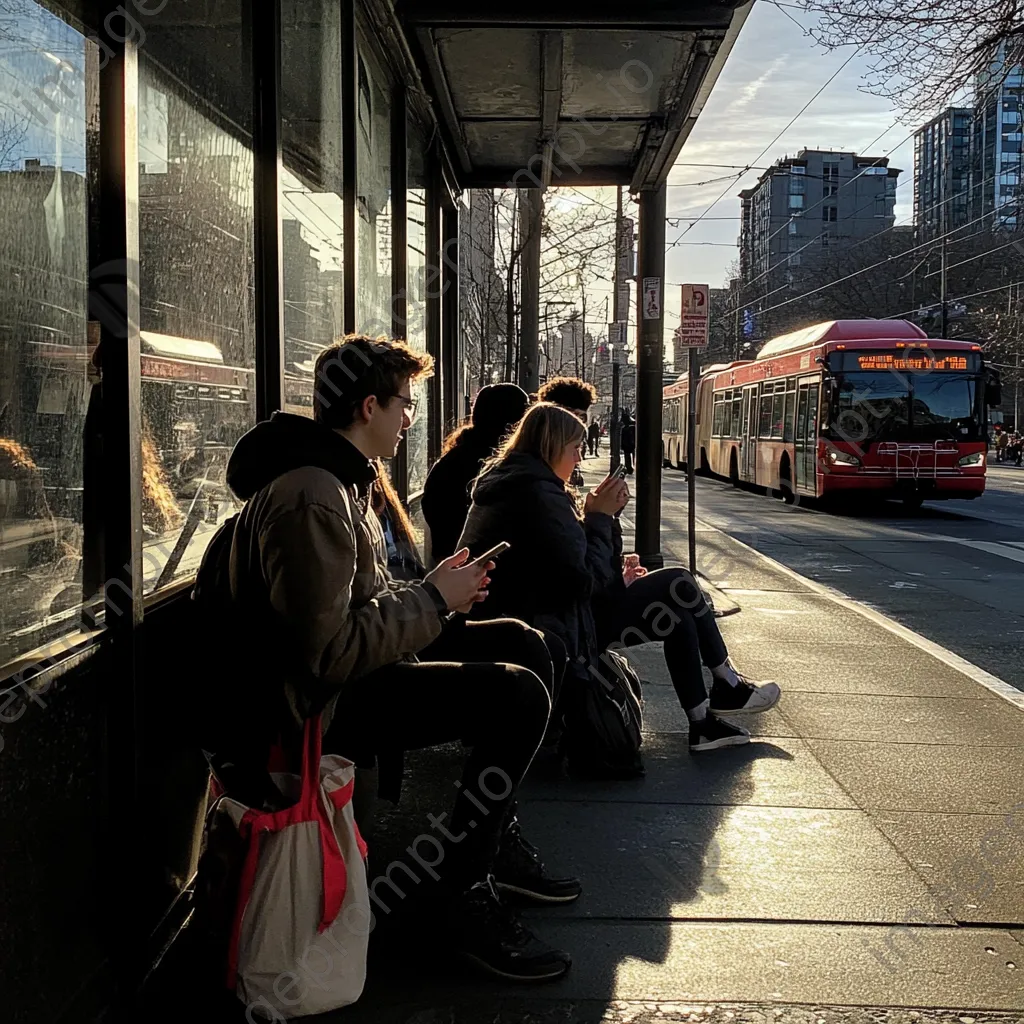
[620,413,636,475]
[995,427,1008,463]
[587,420,600,457]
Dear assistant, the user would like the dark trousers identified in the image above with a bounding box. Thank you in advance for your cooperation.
[623,449,634,474]
[324,618,556,885]
[603,567,728,713]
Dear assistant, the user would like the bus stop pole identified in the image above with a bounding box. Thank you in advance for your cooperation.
[687,347,698,575]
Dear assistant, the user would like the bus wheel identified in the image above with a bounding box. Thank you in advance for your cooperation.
[729,450,740,488]
[699,448,710,475]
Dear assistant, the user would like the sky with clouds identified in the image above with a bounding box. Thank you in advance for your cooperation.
[663,1,918,299]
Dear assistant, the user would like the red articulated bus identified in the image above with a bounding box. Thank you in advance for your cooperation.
[663,319,999,508]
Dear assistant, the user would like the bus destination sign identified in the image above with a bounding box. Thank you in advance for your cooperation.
[855,353,969,372]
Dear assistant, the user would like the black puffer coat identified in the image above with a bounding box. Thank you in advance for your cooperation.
[458,452,619,677]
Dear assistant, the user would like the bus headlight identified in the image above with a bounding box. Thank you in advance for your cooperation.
[828,450,861,466]
[958,452,985,466]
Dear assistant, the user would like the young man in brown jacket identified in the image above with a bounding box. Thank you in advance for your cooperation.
[224,335,577,982]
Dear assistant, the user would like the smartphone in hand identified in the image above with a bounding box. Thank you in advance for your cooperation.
[468,541,510,568]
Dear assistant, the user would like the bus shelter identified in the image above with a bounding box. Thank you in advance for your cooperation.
[0,1,750,1018]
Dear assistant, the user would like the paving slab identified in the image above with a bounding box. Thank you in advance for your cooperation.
[521,733,857,811]
[321,1000,1024,1024]
[515,802,952,925]
[779,693,1024,746]
[868,811,1024,925]
[716,593,908,648]
[719,637,992,700]
[340,921,1024,1013]
[805,740,1024,814]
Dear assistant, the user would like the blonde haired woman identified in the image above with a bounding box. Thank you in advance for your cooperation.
[460,402,780,754]
[459,402,628,706]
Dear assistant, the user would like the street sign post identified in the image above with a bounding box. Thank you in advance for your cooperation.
[679,283,709,574]
[676,283,710,350]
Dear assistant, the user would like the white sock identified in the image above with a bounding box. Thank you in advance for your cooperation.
[687,699,709,722]
[711,661,739,687]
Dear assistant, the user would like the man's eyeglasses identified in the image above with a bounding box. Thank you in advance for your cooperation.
[388,393,419,421]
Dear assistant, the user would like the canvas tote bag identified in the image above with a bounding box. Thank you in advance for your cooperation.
[214,717,371,1018]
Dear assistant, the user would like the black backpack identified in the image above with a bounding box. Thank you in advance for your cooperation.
[561,648,645,780]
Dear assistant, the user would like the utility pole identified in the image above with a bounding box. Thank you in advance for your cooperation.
[1016,351,1020,432]
[940,234,949,338]
[518,188,542,393]
[610,186,625,471]
[580,287,587,382]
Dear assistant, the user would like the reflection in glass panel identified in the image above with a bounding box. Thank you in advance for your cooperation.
[0,2,88,665]
[355,46,392,337]
[138,24,255,594]
[281,0,344,416]
[405,120,430,494]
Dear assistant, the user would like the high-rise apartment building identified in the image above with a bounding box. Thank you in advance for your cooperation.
[914,108,974,239]
[974,51,1024,229]
[912,50,1024,238]
[738,149,900,289]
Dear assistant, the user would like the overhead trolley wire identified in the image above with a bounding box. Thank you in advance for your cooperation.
[744,199,1014,321]
[668,46,864,248]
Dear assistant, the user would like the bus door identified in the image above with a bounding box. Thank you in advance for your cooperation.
[794,378,820,493]
[742,384,758,481]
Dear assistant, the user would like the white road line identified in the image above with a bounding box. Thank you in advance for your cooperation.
[704,521,1024,712]
[935,536,1024,566]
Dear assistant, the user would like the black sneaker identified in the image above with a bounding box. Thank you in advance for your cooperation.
[493,818,583,904]
[689,714,750,751]
[708,674,781,716]
[445,877,572,982]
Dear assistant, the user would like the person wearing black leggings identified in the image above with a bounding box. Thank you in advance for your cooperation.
[458,402,781,754]
[596,565,780,747]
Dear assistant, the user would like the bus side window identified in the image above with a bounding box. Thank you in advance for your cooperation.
[758,386,773,437]
[771,390,785,438]
[783,385,796,442]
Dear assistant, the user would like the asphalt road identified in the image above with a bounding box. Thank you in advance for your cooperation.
[658,461,1024,695]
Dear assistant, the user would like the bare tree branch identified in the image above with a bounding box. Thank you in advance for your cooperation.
[791,0,1024,114]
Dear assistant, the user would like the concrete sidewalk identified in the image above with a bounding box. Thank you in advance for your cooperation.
[342,466,1024,1020]
[147,463,1024,1022]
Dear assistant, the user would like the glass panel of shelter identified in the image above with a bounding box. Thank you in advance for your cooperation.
[137,2,256,595]
[0,1,90,665]
[405,115,430,495]
[280,0,346,419]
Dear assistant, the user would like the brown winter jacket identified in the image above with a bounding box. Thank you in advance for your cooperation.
[225,413,444,730]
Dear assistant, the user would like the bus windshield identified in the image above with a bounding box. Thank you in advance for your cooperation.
[825,364,982,444]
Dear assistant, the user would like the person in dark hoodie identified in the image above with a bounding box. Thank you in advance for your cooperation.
[224,335,577,982]
[458,403,626,685]
[459,402,782,754]
[422,383,530,565]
